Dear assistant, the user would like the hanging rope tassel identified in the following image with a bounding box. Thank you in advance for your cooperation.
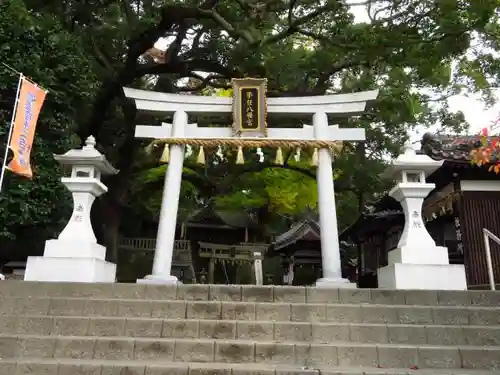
[197,146,206,165]
[311,148,318,166]
[274,147,284,165]
[236,146,245,164]
[159,144,170,163]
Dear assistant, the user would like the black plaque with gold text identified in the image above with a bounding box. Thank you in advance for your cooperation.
[232,78,267,136]
[240,87,259,130]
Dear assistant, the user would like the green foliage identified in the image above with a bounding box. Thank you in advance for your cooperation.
[0,0,97,242]
[216,166,318,215]
[130,164,200,222]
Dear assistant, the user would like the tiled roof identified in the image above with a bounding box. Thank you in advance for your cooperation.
[339,209,403,241]
[365,209,403,219]
[272,216,320,250]
[186,205,254,228]
[420,132,483,162]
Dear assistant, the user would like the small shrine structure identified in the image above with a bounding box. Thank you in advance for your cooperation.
[268,211,322,285]
[184,205,258,244]
[268,211,359,286]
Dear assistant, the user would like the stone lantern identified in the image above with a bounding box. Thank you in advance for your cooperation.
[24,136,119,283]
[377,143,467,290]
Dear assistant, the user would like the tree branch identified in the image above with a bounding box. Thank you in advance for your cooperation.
[287,0,299,26]
[177,73,230,91]
[90,37,116,73]
[262,3,342,46]
[198,9,254,43]
[164,24,188,63]
[120,0,139,27]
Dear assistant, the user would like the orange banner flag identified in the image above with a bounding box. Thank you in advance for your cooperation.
[6,76,47,179]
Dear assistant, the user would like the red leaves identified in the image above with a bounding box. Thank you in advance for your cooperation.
[488,164,500,174]
[470,132,500,173]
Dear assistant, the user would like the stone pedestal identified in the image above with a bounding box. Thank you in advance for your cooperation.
[378,250,467,290]
[24,253,116,283]
[24,136,118,283]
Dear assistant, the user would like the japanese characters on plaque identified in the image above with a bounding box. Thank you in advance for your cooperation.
[454,214,464,254]
[232,78,267,137]
[242,88,257,129]
[450,197,464,254]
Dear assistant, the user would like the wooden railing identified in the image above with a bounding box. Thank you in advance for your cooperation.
[119,238,189,250]
[118,237,155,251]
[118,238,192,263]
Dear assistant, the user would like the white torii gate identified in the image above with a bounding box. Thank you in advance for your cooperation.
[124,85,378,287]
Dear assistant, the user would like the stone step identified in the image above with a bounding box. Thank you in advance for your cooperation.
[2,315,500,346]
[2,281,500,306]
[0,334,499,370]
[1,359,499,375]
[3,297,500,325]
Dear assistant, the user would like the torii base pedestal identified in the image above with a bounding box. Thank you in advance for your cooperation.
[315,278,357,288]
[137,274,180,285]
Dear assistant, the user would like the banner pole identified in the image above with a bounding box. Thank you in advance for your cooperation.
[0,74,23,193]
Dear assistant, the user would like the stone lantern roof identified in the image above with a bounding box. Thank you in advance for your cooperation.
[383,143,443,180]
[53,136,119,175]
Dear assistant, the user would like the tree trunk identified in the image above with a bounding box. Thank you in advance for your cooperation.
[102,199,122,264]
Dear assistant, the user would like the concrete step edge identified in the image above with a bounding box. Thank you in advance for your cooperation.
[6,316,500,347]
[5,314,500,329]
[3,335,499,370]
[4,299,500,327]
[1,358,498,375]
[2,281,500,307]
[3,296,500,310]
[3,333,500,350]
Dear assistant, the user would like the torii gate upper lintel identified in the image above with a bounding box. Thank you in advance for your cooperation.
[124,82,378,287]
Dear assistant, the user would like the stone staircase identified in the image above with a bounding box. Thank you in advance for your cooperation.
[0,282,500,374]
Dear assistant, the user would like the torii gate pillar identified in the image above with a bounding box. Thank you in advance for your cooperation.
[140,111,186,284]
[124,85,378,287]
[313,112,349,286]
